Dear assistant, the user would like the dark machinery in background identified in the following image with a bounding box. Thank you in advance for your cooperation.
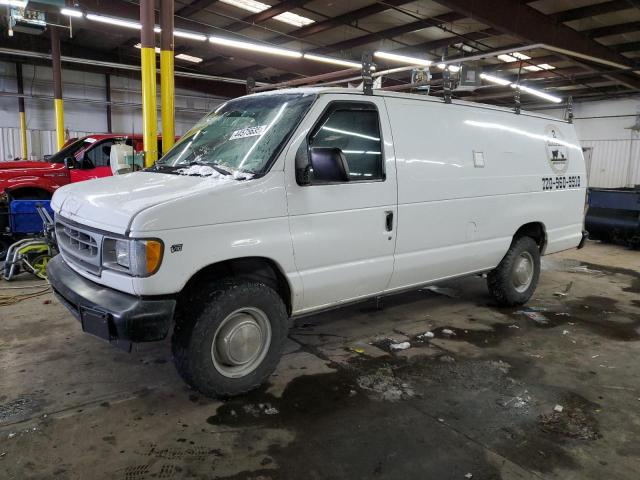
[586,187,640,249]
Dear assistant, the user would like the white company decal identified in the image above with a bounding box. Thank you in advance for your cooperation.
[544,125,569,174]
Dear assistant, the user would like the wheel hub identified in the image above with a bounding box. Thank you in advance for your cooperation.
[211,307,272,378]
[217,316,263,365]
[512,251,534,293]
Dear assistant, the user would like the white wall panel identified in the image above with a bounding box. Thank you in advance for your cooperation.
[582,139,640,188]
[0,127,92,162]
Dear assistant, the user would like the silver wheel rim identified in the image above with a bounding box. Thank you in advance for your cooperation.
[512,251,535,293]
[211,307,272,379]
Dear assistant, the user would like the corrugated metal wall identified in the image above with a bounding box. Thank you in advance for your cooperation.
[582,138,640,188]
[0,127,93,162]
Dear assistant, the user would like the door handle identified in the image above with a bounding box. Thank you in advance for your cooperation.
[385,211,394,232]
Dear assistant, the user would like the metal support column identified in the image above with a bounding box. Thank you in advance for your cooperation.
[160,0,175,154]
[16,62,27,159]
[140,0,158,167]
[106,73,113,133]
[50,26,65,151]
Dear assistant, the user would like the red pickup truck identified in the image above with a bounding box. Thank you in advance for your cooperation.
[0,134,167,200]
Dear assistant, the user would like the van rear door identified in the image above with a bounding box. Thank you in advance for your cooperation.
[285,94,398,311]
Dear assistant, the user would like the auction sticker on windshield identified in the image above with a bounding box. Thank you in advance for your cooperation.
[230,125,267,140]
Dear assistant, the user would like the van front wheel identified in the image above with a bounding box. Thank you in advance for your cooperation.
[172,280,288,397]
[487,236,540,306]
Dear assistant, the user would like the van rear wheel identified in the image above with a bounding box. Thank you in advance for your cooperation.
[172,280,288,397]
[487,236,540,306]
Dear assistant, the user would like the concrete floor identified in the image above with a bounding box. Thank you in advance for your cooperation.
[1,241,639,480]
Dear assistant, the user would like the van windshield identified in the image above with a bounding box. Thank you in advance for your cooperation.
[154,92,316,176]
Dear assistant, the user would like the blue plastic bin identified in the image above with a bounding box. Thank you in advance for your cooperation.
[8,200,54,234]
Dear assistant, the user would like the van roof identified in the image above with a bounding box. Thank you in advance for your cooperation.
[247,86,568,124]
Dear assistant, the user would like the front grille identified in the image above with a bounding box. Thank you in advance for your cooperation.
[55,217,104,275]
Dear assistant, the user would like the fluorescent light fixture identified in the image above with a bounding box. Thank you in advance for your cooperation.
[512,52,531,60]
[524,63,556,72]
[60,8,83,17]
[303,53,361,69]
[154,26,161,33]
[273,11,314,27]
[374,51,431,66]
[174,30,207,41]
[219,0,314,27]
[86,14,141,30]
[209,35,302,57]
[176,53,203,63]
[0,1,27,7]
[498,52,531,63]
[437,63,460,72]
[480,73,512,86]
[512,84,562,103]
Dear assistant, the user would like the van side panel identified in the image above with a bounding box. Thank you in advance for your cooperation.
[384,97,585,290]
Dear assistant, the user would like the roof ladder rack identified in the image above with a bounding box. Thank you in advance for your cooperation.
[362,52,374,96]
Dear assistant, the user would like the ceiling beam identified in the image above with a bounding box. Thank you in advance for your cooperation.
[395,27,500,56]
[311,12,465,55]
[268,0,417,45]
[550,0,632,23]
[611,41,640,53]
[432,0,640,89]
[224,0,311,32]
[176,0,219,18]
[582,21,640,38]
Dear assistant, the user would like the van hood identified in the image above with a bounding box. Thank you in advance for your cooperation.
[52,171,244,234]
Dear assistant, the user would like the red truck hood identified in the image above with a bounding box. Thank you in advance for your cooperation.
[0,161,62,171]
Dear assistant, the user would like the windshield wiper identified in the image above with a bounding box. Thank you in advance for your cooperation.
[186,160,232,176]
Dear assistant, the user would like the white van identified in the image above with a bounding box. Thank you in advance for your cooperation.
[47,88,587,397]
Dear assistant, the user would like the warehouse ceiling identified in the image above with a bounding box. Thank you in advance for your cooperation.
[1,0,640,106]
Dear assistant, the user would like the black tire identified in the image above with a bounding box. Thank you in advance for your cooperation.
[172,279,288,398]
[487,236,540,306]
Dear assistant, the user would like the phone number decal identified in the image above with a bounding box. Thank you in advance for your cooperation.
[542,175,581,191]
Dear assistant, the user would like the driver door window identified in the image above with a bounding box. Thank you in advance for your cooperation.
[310,107,384,181]
[84,140,114,168]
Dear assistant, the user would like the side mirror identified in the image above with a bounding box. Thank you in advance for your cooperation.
[295,142,311,185]
[63,157,75,169]
[309,147,350,183]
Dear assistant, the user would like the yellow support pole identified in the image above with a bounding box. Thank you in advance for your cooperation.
[160,51,175,154]
[54,99,65,150]
[16,63,28,159]
[50,26,65,151]
[140,0,158,167]
[19,111,28,159]
[160,0,175,154]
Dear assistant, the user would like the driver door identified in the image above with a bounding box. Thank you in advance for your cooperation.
[285,95,398,313]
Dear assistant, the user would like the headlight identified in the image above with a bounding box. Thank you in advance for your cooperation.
[103,238,163,276]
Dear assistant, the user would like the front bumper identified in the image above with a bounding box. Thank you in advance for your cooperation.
[47,255,176,351]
